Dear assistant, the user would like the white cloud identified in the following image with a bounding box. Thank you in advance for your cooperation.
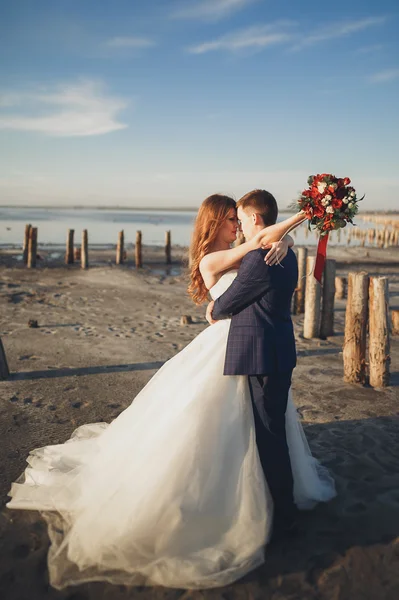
[188,23,295,54]
[368,68,399,83]
[106,36,156,49]
[291,16,386,51]
[0,80,128,137]
[0,93,22,108]
[355,44,384,55]
[173,0,259,20]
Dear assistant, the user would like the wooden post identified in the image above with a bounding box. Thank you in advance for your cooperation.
[0,337,10,380]
[303,256,321,339]
[23,224,31,264]
[343,272,369,384]
[369,277,390,387]
[335,276,347,300]
[392,310,399,335]
[81,229,88,269]
[294,247,308,314]
[165,230,171,265]
[27,227,37,268]
[180,315,193,325]
[65,229,75,264]
[116,230,124,265]
[135,231,142,268]
[320,259,336,339]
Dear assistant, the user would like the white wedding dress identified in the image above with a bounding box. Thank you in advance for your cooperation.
[7,271,335,590]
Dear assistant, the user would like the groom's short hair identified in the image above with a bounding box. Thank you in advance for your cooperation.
[237,190,278,226]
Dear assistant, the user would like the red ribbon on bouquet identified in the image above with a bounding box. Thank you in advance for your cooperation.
[314,233,329,283]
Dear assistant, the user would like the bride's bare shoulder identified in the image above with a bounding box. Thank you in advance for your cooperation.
[199,255,217,290]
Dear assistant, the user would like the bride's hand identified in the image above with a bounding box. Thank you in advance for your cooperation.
[263,239,289,266]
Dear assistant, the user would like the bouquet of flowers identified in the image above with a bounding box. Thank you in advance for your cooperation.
[296,174,361,236]
[292,174,363,281]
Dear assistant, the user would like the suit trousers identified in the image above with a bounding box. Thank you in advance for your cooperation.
[248,371,296,522]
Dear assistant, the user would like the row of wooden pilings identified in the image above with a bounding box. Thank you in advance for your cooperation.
[297,223,399,247]
[22,225,172,269]
[294,248,395,388]
[348,226,399,248]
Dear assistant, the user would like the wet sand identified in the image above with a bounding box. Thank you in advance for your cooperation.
[0,245,398,600]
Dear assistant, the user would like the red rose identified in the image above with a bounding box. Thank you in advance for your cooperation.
[310,187,320,199]
[313,205,325,218]
[331,198,343,209]
[343,177,351,185]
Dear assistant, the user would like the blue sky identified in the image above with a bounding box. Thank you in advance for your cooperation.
[0,0,398,209]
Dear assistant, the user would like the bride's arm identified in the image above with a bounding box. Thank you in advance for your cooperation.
[255,211,306,248]
[200,212,304,278]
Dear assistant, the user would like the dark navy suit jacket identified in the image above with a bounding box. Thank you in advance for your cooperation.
[212,248,298,376]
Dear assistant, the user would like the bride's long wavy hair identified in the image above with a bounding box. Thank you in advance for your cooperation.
[188,194,236,305]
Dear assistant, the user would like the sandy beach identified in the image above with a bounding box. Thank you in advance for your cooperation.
[0,244,398,600]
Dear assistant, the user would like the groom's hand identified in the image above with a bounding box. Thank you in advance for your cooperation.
[206,301,217,325]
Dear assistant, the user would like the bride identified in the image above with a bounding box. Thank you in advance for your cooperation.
[7,194,335,590]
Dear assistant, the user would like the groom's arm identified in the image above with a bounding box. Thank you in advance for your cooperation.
[212,250,271,320]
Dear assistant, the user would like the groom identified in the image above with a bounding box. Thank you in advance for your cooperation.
[206,189,299,537]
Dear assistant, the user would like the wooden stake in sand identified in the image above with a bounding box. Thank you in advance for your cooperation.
[65,229,75,264]
[165,230,171,265]
[303,256,321,339]
[81,229,88,269]
[180,315,193,325]
[294,247,308,315]
[320,259,336,339]
[343,272,369,384]
[392,310,399,335]
[0,337,10,380]
[23,224,32,264]
[27,227,38,269]
[335,276,347,300]
[369,276,390,387]
[135,231,142,268]
[116,230,124,265]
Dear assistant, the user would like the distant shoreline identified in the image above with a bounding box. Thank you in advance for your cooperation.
[0,205,198,212]
[0,205,398,215]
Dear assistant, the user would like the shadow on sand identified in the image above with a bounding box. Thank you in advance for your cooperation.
[9,362,166,381]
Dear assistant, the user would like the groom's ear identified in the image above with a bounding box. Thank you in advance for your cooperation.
[253,212,263,226]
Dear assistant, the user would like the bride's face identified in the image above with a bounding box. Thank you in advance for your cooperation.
[217,208,239,245]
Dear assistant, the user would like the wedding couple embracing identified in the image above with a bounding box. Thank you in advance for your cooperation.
[7,189,336,590]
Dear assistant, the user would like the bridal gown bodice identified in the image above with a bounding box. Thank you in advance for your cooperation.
[7,270,335,591]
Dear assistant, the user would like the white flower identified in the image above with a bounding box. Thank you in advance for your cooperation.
[348,202,354,209]
[317,182,327,193]
[326,206,334,214]
[324,194,332,202]
[350,191,356,198]
[321,199,329,206]
[342,197,349,204]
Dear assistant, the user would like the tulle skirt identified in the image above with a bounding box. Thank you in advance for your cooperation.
[7,320,335,589]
